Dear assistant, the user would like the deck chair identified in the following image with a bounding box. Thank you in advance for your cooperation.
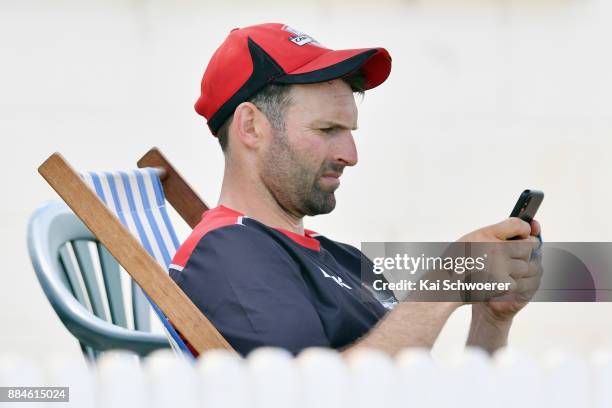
[29,148,232,359]
[28,201,171,359]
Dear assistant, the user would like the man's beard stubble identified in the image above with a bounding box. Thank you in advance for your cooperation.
[261,129,343,217]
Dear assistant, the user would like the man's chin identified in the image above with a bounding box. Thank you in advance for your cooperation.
[303,194,336,216]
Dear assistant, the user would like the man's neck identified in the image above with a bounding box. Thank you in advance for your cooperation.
[218,169,305,235]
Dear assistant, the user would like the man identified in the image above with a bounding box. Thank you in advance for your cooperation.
[169,23,542,357]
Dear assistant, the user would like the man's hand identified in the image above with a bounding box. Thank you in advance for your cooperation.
[344,218,543,357]
[459,218,543,353]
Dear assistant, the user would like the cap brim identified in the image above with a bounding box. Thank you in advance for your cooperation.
[273,47,391,90]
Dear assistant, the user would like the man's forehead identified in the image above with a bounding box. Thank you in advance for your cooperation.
[292,80,354,99]
[288,80,358,126]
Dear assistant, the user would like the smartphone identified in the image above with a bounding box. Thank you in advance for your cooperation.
[510,189,544,223]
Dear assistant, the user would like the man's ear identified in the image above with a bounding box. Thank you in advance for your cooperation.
[232,102,271,150]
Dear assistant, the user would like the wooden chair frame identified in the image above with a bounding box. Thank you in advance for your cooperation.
[38,148,233,355]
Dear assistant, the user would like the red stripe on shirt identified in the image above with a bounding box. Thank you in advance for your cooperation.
[171,205,322,269]
[170,205,242,268]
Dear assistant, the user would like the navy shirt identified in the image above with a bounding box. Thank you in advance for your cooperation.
[169,205,395,356]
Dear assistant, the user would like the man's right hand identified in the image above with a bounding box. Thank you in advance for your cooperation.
[455,218,543,353]
[458,217,542,304]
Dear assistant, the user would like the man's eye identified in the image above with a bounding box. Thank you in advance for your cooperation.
[320,127,335,133]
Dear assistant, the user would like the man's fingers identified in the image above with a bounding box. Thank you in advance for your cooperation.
[508,259,529,279]
[511,259,543,280]
[502,241,530,261]
[502,236,540,260]
[530,219,542,237]
[485,275,541,304]
[484,253,541,282]
[514,275,542,298]
[493,217,531,240]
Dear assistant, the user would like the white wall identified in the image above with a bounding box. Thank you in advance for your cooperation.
[1,0,611,360]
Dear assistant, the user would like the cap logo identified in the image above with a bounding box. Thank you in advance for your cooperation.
[289,35,315,46]
[282,25,324,48]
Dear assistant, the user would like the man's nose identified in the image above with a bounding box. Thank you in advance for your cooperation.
[333,132,358,167]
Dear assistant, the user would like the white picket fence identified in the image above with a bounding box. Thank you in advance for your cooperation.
[2,347,612,407]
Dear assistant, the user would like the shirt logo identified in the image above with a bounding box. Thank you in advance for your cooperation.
[318,267,352,290]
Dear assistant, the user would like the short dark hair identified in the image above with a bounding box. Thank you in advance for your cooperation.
[216,71,366,152]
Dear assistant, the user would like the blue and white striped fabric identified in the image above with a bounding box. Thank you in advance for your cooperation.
[79,168,193,357]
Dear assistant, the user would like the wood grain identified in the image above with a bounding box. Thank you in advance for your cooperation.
[137,147,209,229]
[39,152,233,354]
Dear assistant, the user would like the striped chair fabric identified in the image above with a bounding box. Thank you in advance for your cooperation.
[79,168,193,357]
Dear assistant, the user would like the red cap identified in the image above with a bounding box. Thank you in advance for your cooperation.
[195,23,392,135]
